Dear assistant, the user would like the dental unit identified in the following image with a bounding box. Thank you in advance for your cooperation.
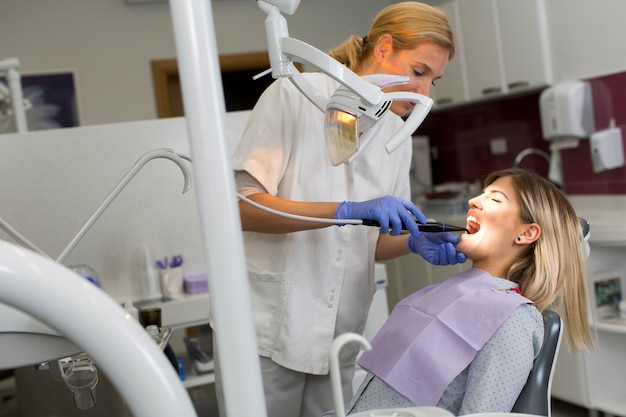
[0,242,197,417]
[0,147,191,412]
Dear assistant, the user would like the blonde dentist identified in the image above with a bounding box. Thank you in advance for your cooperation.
[218,3,463,417]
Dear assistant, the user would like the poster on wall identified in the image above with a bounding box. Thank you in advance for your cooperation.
[0,71,79,134]
[593,270,623,318]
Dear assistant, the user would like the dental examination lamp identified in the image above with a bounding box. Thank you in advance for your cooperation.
[257,0,434,165]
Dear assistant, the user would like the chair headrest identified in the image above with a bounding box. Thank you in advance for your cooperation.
[579,217,590,240]
[579,217,590,258]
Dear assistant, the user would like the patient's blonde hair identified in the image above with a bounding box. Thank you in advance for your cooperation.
[328,1,455,73]
[484,168,593,352]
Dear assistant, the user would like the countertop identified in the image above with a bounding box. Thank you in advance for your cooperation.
[132,292,210,329]
[568,195,626,245]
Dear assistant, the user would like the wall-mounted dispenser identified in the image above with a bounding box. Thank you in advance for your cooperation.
[539,80,595,139]
[590,123,625,173]
[539,80,596,186]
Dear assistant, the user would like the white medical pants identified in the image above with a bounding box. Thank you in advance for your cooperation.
[214,343,355,417]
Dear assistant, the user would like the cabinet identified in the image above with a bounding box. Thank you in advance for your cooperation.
[552,245,626,417]
[498,0,553,94]
[428,0,469,107]
[429,0,552,108]
[457,0,505,100]
[551,196,626,417]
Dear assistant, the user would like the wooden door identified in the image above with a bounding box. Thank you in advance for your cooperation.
[151,51,275,118]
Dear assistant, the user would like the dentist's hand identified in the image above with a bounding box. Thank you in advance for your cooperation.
[408,232,467,265]
[335,196,427,236]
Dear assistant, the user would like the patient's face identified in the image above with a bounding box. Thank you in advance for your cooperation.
[457,176,525,271]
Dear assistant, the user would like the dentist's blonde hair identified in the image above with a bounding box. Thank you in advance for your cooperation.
[328,1,455,72]
[484,168,593,352]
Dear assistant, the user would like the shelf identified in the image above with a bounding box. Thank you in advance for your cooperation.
[594,318,626,334]
[174,335,215,389]
[183,371,215,389]
[131,292,210,329]
[568,196,626,246]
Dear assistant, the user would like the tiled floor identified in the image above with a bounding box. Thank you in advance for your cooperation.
[552,398,593,417]
[0,374,602,417]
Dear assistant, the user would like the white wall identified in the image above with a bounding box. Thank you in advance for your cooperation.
[4,0,625,128]
[0,111,250,301]
[0,0,386,126]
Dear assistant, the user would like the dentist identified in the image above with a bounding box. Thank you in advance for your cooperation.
[220,3,464,417]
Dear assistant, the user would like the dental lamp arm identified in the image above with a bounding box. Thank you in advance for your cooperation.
[257,0,300,15]
[259,1,433,159]
[56,148,192,263]
[280,38,381,106]
[258,0,381,108]
[384,92,434,154]
[287,69,329,112]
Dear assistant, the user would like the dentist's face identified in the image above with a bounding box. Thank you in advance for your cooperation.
[363,36,450,117]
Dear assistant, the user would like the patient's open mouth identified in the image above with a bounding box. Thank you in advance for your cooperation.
[466,216,480,234]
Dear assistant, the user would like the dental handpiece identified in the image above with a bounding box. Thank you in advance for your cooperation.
[361,219,469,233]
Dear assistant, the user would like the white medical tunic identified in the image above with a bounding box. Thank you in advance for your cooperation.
[232,72,413,375]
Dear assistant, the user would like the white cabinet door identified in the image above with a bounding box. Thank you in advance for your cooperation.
[458,0,507,100]
[429,0,470,107]
[434,0,552,104]
[498,0,553,93]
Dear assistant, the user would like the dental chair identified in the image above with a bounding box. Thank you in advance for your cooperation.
[333,311,565,417]
[469,218,589,417]
[510,309,563,417]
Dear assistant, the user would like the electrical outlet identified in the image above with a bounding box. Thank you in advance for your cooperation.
[490,137,508,155]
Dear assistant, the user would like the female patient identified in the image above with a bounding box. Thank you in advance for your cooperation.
[326,168,593,416]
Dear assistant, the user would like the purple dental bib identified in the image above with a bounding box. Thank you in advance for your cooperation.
[357,268,531,406]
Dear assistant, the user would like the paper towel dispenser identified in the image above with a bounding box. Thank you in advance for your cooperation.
[539,81,595,140]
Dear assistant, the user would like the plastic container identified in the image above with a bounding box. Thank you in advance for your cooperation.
[64,358,98,410]
[184,274,209,294]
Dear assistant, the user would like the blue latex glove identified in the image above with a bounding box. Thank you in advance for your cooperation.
[335,196,427,236]
[408,232,467,265]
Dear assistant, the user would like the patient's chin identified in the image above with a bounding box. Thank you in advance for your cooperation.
[455,236,474,256]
